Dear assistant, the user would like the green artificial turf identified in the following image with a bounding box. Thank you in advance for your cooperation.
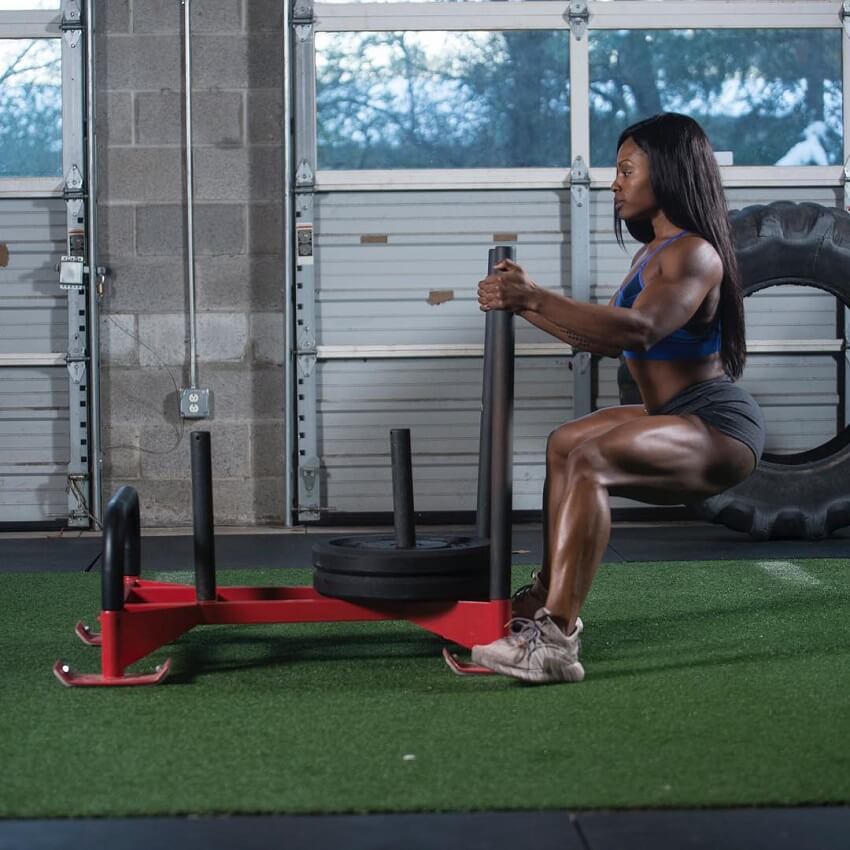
[1,559,849,818]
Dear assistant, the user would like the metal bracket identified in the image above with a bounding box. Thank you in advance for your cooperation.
[295,194,312,217]
[842,2,850,38]
[568,0,589,41]
[297,352,316,379]
[293,0,313,21]
[570,155,590,208]
[294,24,313,44]
[295,159,315,188]
[64,165,83,193]
[297,321,316,351]
[68,472,89,519]
[68,324,86,356]
[61,0,82,42]
[66,198,83,219]
[67,361,86,384]
[299,456,320,496]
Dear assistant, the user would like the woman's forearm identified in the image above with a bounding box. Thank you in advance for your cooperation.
[524,288,651,356]
[519,309,622,358]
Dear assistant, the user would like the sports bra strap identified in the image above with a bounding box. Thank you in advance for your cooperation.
[635,230,691,272]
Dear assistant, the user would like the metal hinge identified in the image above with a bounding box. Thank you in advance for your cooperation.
[297,352,316,379]
[570,155,590,208]
[61,1,82,29]
[293,0,313,22]
[297,314,316,351]
[295,159,315,189]
[66,360,86,384]
[61,0,82,27]
[66,199,84,220]
[64,165,84,198]
[569,0,589,41]
[299,457,320,497]
[294,24,313,43]
[293,0,313,41]
[842,2,850,38]
[61,1,82,47]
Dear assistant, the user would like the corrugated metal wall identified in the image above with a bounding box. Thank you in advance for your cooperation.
[0,199,70,523]
[313,186,841,515]
[314,189,572,512]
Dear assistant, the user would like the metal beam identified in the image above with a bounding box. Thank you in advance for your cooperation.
[312,1,839,32]
[84,0,103,524]
[292,0,321,522]
[313,167,844,193]
[283,0,296,527]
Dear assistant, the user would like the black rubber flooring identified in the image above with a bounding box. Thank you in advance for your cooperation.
[2,807,850,850]
[2,522,848,849]
[5,521,850,574]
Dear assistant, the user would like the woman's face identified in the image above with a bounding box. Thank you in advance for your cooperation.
[611,138,657,222]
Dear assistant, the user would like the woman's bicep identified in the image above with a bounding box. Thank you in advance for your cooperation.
[632,243,721,340]
[631,272,716,344]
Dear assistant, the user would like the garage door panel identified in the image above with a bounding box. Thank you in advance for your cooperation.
[308,187,842,517]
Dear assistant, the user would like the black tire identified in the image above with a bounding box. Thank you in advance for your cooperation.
[697,201,850,539]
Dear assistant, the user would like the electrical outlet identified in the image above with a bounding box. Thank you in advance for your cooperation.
[180,387,212,419]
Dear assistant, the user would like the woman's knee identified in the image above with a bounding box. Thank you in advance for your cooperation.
[547,407,645,467]
[547,424,580,466]
[564,441,605,487]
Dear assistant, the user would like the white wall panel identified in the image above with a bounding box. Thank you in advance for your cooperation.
[0,367,70,522]
[316,355,572,513]
[0,199,70,523]
[313,186,842,515]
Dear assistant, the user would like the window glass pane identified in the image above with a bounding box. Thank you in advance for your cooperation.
[317,31,569,169]
[0,38,62,178]
[590,29,842,166]
[0,1,59,8]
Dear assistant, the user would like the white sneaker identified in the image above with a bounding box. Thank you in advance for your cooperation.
[471,608,585,684]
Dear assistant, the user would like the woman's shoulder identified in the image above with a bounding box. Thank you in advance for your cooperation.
[664,232,722,276]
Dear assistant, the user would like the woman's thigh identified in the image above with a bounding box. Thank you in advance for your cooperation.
[569,413,756,505]
[549,404,647,460]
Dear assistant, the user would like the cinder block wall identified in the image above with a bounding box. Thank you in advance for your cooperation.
[96,0,286,525]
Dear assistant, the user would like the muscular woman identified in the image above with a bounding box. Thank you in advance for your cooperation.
[471,113,765,684]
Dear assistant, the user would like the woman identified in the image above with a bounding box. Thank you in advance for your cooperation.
[472,113,765,684]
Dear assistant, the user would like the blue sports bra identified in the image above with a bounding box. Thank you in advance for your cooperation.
[614,230,721,361]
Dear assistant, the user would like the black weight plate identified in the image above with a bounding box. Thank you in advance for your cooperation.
[313,568,489,602]
[312,535,489,576]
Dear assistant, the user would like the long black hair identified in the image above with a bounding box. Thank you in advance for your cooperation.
[614,113,746,380]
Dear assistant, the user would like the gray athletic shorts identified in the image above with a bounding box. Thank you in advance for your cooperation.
[649,376,766,464]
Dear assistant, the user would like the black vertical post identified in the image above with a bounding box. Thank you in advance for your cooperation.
[390,428,416,549]
[124,488,141,578]
[102,486,139,612]
[475,249,496,539]
[489,245,515,600]
[191,431,216,601]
